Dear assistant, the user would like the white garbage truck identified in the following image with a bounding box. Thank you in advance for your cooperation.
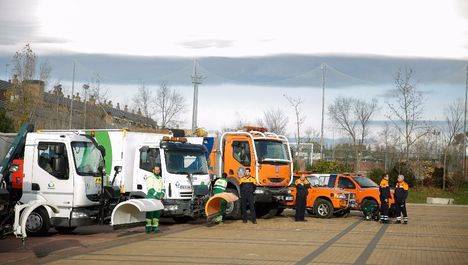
[84,129,211,221]
[0,124,163,239]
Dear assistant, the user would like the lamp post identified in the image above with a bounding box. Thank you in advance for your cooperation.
[83,84,89,129]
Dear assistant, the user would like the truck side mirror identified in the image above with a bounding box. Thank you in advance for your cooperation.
[114,166,122,173]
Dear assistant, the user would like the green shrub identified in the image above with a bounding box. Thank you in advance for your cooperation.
[389,162,415,187]
[368,168,385,184]
[309,160,352,174]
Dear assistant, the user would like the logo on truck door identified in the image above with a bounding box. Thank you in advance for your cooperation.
[175,181,191,190]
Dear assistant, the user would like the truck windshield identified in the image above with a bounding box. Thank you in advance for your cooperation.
[164,150,208,175]
[71,141,104,176]
[254,140,290,163]
[353,176,379,188]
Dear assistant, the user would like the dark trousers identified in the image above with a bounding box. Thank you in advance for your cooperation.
[395,200,407,219]
[241,189,256,222]
[380,197,389,218]
[295,193,307,221]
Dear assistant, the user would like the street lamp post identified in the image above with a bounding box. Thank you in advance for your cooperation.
[83,84,89,129]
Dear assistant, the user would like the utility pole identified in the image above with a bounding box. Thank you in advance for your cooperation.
[83,83,89,129]
[191,59,203,132]
[320,63,326,160]
[69,61,76,129]
[464,65,468,181]
[5,64,9,80]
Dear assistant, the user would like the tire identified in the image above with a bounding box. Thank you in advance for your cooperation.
[276,208,285,216]
[256,203,278,219]
[313,199,334,219]
[173,216,193,223]
[26,207,50,235]
[55,226,77,234]
[225,188,241,220]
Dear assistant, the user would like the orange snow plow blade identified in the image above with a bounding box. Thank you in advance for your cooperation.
[205,192,238,218]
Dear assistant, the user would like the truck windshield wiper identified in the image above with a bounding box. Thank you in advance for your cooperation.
[173,171,189,175]
[191,171,207,175]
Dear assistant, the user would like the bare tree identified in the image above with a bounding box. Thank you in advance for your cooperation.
[154,82,185,128]
[261,107,289,135]
[284,94,306,154]
[387,67,428,162]
[441,100,464,190]
[12,44,36,81]
[133,80,153,118]
[90,73,108,104]
[39,59,52,88]
[328,96,377,173]
[304,127,320,143]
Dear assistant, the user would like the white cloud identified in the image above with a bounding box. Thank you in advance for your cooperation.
[0,0,458,58]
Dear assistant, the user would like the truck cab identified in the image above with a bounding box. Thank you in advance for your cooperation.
[19,131,105,233]
[208,127,293,218]
[89,130,211,220]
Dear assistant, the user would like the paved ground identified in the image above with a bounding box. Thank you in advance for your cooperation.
[1,204,468,264]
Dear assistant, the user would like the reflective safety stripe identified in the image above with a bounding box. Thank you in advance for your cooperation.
[146,219,152,226]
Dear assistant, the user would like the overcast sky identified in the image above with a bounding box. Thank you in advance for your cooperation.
[1,0,467,58]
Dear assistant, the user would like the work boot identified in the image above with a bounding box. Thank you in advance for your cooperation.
[403,217,408,224]
[395,217,402,224]
[252,220,257,224]
[243,220,248,223]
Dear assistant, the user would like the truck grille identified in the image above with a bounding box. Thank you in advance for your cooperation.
[180,191,192,198]
[268,178,284,183]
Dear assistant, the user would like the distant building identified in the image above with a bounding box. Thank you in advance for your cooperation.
[0,78,157,130]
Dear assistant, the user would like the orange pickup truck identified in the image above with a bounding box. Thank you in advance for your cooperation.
[315,174,395,211]
[281,173,357,218]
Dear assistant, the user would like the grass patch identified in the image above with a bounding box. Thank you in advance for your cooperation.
[407,183,468,205]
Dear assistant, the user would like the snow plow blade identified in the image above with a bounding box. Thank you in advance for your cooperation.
[111,199,163,228]
[205,192,238,219]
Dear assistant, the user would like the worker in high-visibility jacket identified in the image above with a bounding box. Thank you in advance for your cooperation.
[294,174,310,222]
[213,173,228,223]
[240,168,257,224]
[146,166,165,233]
[394,175,409,224]
[379,174,390,224]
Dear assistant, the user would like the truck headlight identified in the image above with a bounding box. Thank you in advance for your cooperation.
[165,205,178,211]
[71,211,89,219]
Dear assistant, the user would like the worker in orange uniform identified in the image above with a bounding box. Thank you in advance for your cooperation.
[240,168,257,224]
[295,174,310,222]
[394,175,409,224]
[379,174,390,224]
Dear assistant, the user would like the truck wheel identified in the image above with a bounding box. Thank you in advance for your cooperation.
[26,207,50,235]
[55,226,77,234]
[225,188,241,220]
[276,208,285,216]
[314,199,333,219]
[256,203,278,219]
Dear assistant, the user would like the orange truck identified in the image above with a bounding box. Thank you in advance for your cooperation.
[315,174,395,211]
[282,173,357,218]
[206,126,293,218]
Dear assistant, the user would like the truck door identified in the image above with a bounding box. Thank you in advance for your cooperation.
[225,139,253,179]
[135,147,161,194]
[33,141,74,208]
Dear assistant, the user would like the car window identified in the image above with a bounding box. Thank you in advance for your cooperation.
[140,148,161,172]
[338,177,356,189]
[327,175,337,188]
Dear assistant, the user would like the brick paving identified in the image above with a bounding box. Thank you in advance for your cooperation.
[2,204,468,264]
